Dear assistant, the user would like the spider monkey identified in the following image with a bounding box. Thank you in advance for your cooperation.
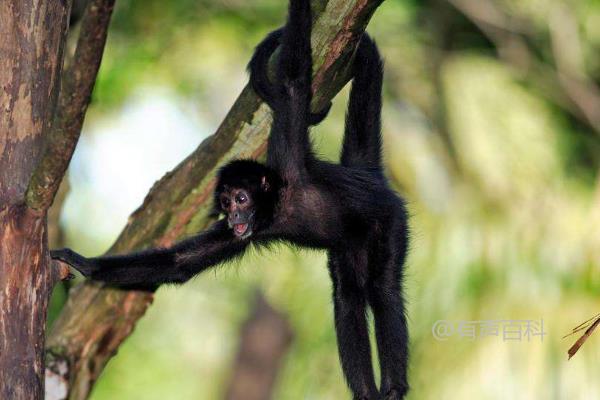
[52,0,410,398]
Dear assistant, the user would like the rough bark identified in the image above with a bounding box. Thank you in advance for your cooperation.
[26,0,116,211]
[46,0,385,398]
[225,292,294,400]
[0,1,71,399]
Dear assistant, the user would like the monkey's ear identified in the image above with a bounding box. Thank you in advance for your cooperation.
[261,176,270,191]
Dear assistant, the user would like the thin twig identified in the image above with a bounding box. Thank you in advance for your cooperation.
[562,312,600,339]
[26,0,116,211]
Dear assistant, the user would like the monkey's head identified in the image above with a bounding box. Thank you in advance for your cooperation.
[214,160,282,239]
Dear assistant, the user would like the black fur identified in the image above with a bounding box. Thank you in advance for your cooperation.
[247,27,332,126]
[52,0,409,398]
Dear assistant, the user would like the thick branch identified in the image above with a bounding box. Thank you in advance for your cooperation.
[26,0,116,211]
[46,1,384,399]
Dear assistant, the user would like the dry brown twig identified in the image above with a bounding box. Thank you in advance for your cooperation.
[563,312,600,359]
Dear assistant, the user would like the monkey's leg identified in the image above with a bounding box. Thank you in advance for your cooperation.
[368,237,409,399]
[328,252,379,400]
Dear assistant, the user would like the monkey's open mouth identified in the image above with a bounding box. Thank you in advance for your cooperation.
[233,223,249,237]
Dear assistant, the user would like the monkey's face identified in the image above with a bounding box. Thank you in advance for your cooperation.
[215,159,281,239]
[219,187,255,239]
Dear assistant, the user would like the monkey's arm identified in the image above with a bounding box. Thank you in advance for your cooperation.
[51,220,249,286]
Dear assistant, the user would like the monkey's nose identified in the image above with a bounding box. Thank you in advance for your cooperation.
[233,211,240,219]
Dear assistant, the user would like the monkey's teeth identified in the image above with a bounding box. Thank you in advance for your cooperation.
[234,223,248,235]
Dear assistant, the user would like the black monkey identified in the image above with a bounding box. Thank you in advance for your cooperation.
[52,0,410,398]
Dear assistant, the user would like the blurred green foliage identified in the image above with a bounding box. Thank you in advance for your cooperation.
[53,0,600,398]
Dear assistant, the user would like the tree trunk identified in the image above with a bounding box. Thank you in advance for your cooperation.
[225,291,294,400]
[0,207,50,399]
[47,0,385,398]
[0,1,71,398]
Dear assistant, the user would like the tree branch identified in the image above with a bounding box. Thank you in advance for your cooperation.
[46,0,385,398]
[447,0,600,136]
[26,0,116,211]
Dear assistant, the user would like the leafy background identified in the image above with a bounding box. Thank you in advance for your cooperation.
[50,0,600,398]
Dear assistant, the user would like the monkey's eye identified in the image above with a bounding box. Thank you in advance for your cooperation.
[221,198,231,209]
[235,193,248,204]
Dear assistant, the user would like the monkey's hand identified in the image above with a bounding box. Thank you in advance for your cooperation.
[51,248,97,278]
